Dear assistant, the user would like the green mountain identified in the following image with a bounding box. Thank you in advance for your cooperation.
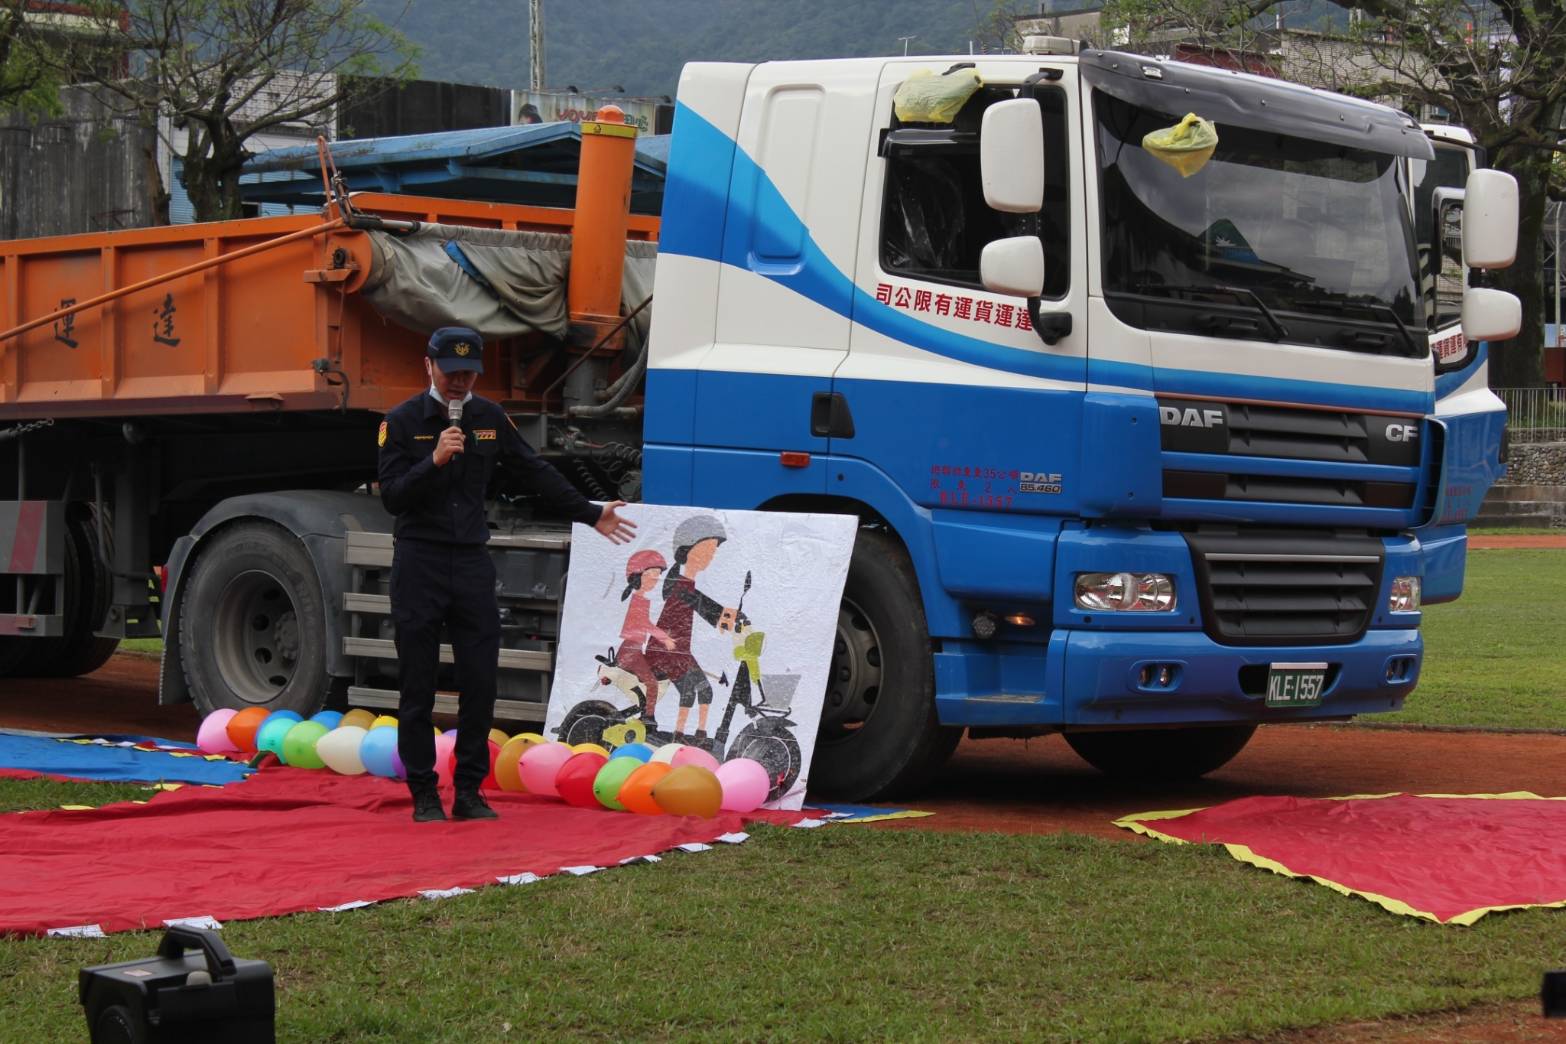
[365,0,1013,97]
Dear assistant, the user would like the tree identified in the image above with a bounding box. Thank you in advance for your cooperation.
[969,0,1027,53]
[1101,0,1566,388]
[1,1,64,113]
[50,1,417,222]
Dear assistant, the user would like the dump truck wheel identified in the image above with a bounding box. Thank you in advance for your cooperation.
[1064,725,1257,780]
[808,529,959,801]
[33,509,119,678]
[179,522,331,717]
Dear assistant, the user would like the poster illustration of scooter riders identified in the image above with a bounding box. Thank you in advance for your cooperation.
[545,506,856,809]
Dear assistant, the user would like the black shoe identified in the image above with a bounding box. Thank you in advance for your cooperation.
[410,787,446,823]
[452,790,498,821]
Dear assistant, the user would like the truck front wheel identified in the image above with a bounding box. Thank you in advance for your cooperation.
[179,522,332,717]
[809,529,959,800]
[1064,725,1257,780]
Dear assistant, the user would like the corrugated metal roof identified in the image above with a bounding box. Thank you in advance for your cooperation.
[240,122,668,214]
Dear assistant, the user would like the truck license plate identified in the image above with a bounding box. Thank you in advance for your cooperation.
[1265,662,1328,707]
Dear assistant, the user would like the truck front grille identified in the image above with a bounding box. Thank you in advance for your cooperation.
[1183,528,1385,646]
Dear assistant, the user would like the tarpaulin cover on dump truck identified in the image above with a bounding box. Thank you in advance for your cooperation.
[0,194,657,420]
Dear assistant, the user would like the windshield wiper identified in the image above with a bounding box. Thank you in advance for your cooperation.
[1131,282,1291,341]
[1351,303,1422,358]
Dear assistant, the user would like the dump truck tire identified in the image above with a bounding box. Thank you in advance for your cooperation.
[179,522,332,718]
[808,529,959,801]
[33,509,119,678]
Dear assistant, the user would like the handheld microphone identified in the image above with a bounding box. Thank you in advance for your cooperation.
[447,398,463,427]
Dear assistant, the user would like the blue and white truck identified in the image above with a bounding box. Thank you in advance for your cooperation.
[0,44,1521,799]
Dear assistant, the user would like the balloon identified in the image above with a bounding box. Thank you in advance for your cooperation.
[652,765,723,818]
[495,734,544,792]
[196,710,238,754]
[518,742,575,797]
[340,708,377,731]
[316,726,368,775]
[610,742,654,763]
[225,707,270,753]
[256,713,302,759]
[370,715,398,730]
[434,733,458,788]
[488,728,509,746]
[360,727,400,778]
[715,757,771,813]
[555,752,608,808]
[310,710,343,730]
[572,742,610,758]
[592,757,642,810]
[618,762,672,815]
[280,721,329,769]
[649,743,686,764]
[390,743,405,780]
[671,746,721,773]
[480,740,502,791]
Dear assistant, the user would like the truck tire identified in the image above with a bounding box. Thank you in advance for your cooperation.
[33,509,119,678]
[1064,725,1257,780]
[808,529,959,800]
[179,522,332,718]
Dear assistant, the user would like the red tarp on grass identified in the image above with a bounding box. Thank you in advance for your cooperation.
[0,766,808,937]
[1117,792,1566,924]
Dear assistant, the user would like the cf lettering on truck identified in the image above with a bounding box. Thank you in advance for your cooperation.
[0,42,1521,800]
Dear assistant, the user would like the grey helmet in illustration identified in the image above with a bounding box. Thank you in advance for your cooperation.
[672,513,728,553]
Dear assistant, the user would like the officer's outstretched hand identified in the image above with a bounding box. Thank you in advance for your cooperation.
[594,501,637,544]
[433,426,465,467]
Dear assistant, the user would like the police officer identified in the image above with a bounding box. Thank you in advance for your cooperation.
[378,326,635,822]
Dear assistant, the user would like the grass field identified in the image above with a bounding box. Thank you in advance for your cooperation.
[1,780,1563,1043]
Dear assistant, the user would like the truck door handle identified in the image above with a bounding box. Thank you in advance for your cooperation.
[810,392,855,438]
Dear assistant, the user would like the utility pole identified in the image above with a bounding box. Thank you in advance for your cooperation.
[898,34,918,56]
[529,0,545,92]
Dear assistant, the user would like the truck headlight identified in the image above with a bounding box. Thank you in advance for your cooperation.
[1388,576,1421,613]
[1074,572,1176,612]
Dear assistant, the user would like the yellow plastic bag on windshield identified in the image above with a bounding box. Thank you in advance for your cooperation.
[1142,113,1218,177]
[893,68,983,124]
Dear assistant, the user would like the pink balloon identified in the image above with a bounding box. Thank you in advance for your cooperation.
[434,732,457,788]
[518,742,575,797]
[196,709,239,754]
[671,746,720,773]
[715,757,772,812]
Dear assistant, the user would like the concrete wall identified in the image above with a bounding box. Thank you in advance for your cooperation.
[0,87,161,240]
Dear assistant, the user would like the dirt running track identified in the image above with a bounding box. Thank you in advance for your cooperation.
[3,655,1565,838]
[5,654,1566,1040]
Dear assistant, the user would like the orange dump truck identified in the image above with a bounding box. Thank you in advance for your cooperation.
[0,119,656,722]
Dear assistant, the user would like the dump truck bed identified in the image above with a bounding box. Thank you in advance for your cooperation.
[0,194,657,420]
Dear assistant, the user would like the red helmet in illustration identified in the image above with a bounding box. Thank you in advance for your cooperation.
[625,549,668,578]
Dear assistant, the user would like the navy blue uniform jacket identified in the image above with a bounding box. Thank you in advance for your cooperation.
[377,392,600,544]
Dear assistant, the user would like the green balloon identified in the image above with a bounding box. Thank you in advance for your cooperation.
[280,721,330,769]
[592,757,642,811]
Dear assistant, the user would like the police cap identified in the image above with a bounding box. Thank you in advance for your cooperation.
[428,326,484,374]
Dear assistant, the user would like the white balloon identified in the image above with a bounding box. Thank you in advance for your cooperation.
[649,743,686,765]
[315,725,369,775]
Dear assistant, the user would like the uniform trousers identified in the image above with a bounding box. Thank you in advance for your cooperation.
[391,539,500,792]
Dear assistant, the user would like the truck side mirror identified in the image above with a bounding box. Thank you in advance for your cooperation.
[980,236,1044,297]
[980,98,1044,213]
[1462,169,1518,269]
[1462,286,1521,342]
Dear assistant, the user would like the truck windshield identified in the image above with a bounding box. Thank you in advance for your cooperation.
[1094,91,1424,357]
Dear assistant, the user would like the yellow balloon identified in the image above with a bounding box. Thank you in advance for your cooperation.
[495,733,545,792]
[340,709,377,731]
[370,714,398,730]
[488,728,509,746]
[572,742,610,758]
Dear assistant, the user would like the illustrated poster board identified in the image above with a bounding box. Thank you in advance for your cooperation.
[544,505,856,810]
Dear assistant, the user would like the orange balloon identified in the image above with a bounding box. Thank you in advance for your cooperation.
[225,707,270,752]
[619,762,673,815]
[494,733,545,792]
[651,764,723,818]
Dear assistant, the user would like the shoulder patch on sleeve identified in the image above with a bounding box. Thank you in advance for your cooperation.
[377,420,388,447]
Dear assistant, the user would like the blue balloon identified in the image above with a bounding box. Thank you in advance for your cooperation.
[610,742,654,763]
[360,726,400,778]
[310,710,343,730]
[256,712,303,758]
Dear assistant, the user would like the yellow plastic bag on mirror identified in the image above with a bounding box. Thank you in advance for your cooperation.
[1142,113,1219,177]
